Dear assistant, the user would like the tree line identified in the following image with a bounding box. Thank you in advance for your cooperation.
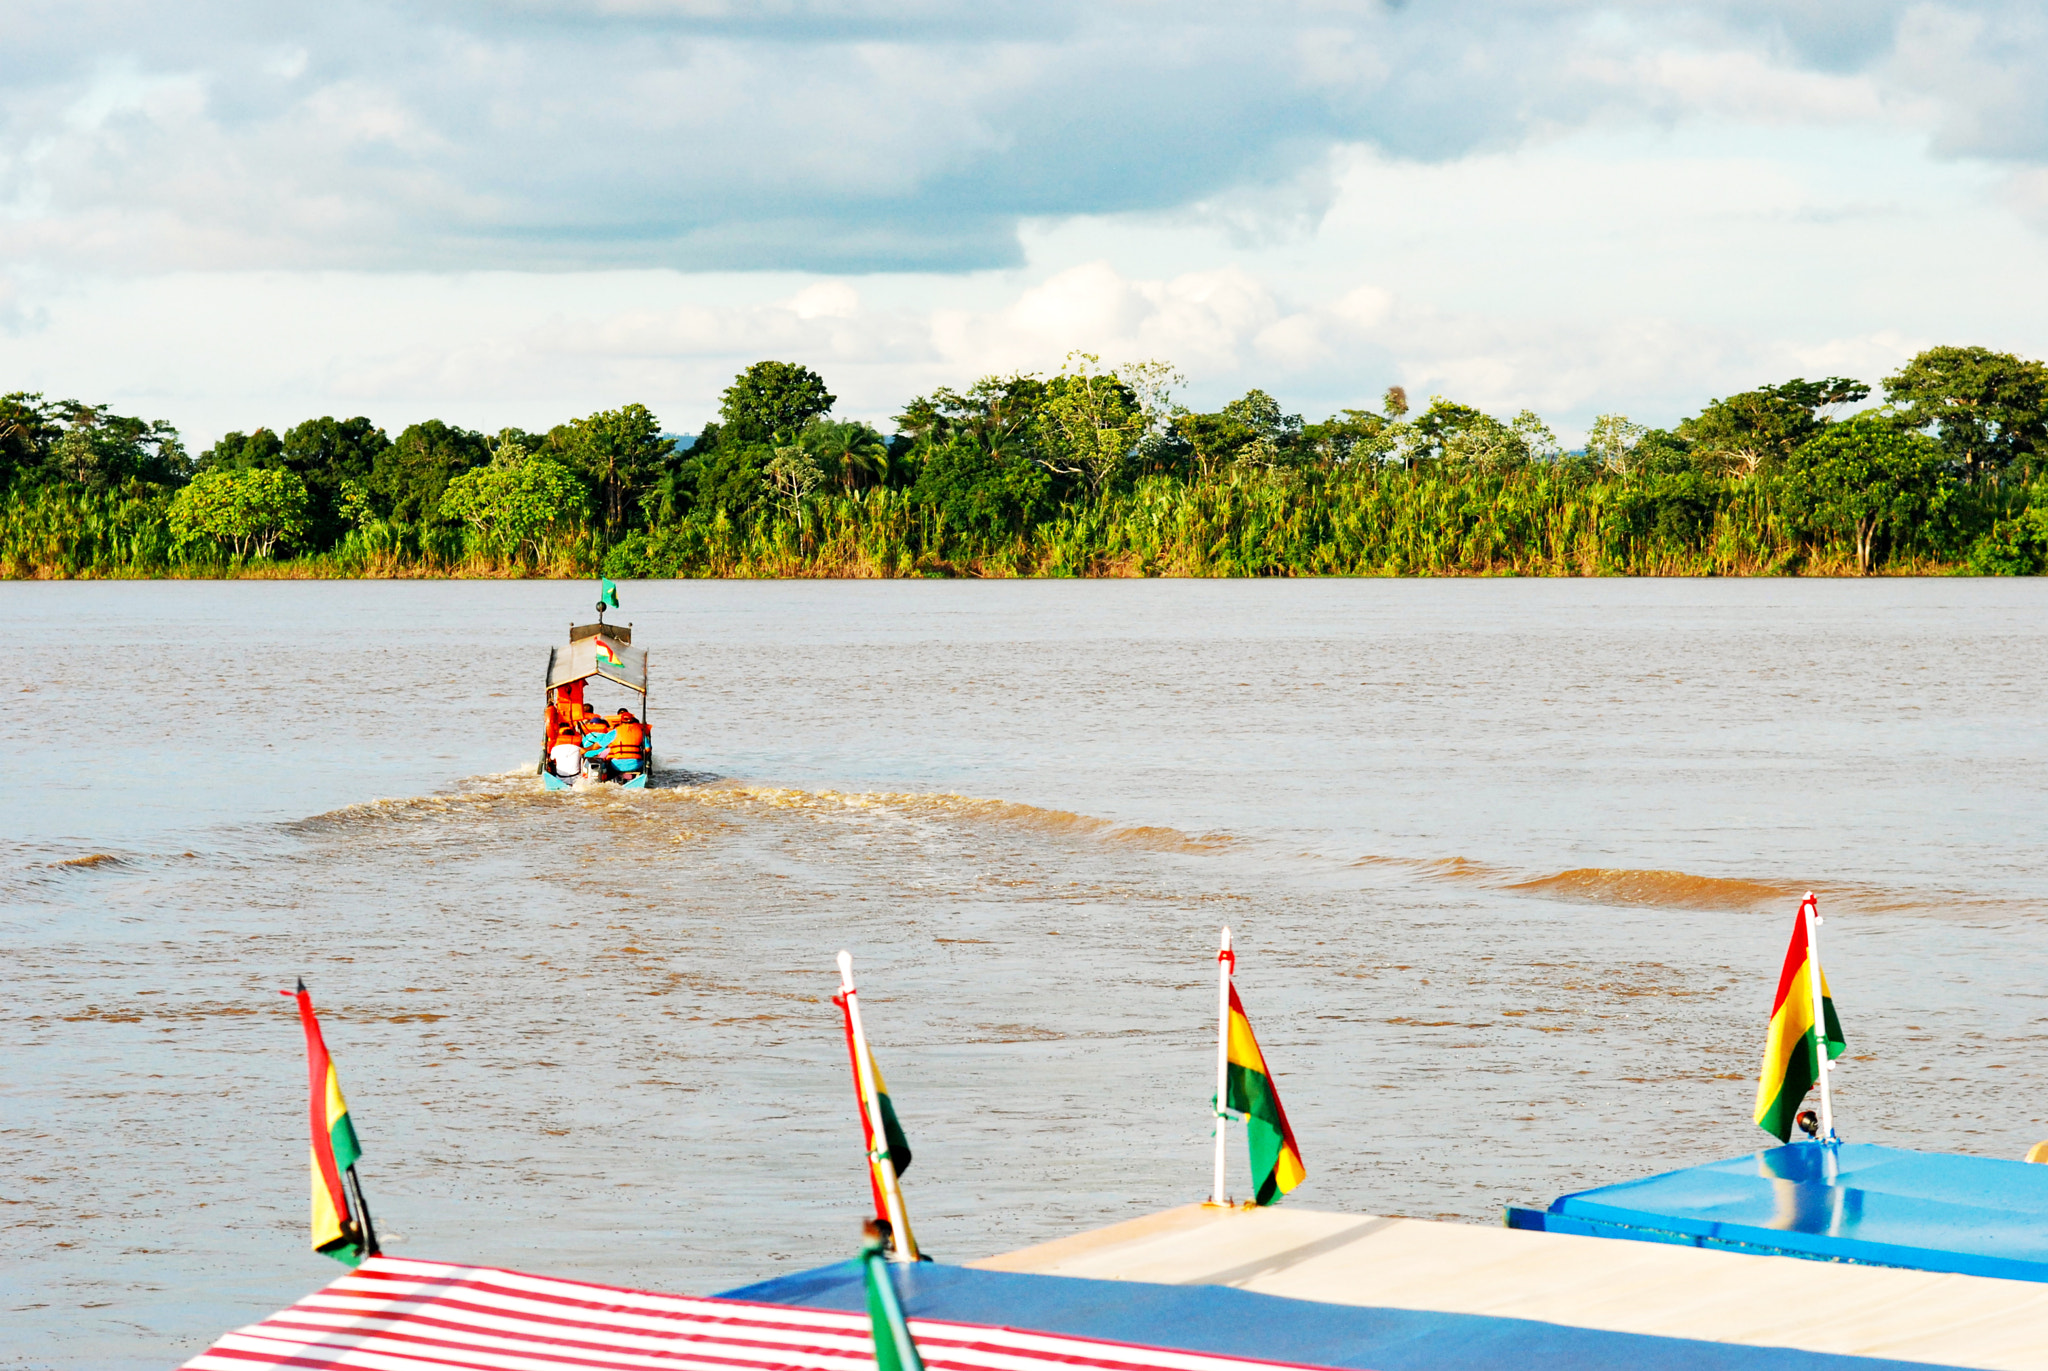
[7,345,2048,577]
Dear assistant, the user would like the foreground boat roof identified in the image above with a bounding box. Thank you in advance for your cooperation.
[178,1255,1339,1371]
[180,1196,2048,1371]
[949,1200,2048,1369]
[1511,1142,2048,1283]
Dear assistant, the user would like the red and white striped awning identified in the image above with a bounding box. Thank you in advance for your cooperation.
[180,1256,1334,1371]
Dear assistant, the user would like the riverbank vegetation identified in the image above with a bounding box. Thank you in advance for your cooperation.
[8,346,2048,578]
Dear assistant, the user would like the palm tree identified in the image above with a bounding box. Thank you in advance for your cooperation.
[803,421,892,492]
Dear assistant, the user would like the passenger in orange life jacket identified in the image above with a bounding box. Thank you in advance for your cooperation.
[605,708,647,772]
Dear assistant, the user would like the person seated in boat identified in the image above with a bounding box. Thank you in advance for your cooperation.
[547,722,584,780]
[604,708,648,773]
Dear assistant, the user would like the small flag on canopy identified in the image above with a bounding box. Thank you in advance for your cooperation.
[1212,930,1306,1208]
[593,635,621,668]
[1754,895,1846,1143]
[282,980,379,1266]
[599,577,620,609]
[1225,980,1307,1205]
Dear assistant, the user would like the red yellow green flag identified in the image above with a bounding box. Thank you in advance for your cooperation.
[1754,901,1846,1142]
[832,984,919,1259]
[285,981,371,1265]
[1224,983,1306,1206]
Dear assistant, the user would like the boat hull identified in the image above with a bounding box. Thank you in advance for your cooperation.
[539,765,649,791]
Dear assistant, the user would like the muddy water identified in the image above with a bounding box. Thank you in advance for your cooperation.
[7,579,2048,1369]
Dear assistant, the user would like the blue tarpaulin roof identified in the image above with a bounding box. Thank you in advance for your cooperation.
[1509,1141,2048,1281]
[721,1257,1932,1371]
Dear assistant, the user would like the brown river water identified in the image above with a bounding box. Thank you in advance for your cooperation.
[6,579,2048,1368]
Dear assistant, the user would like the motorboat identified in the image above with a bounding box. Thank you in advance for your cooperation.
[539,612,651,790]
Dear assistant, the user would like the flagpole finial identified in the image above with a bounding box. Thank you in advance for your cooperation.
[1221,926,1231,951]
[296,977,307,993]
[837,949,855,991]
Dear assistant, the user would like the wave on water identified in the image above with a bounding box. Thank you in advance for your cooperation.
[1357,853,1799,911]
[1501,867,1795,911]
[1351,852,2008,917]
[53,852,126,870]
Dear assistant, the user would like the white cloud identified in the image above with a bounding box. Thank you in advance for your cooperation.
[9,2,2048,450]
[6,3,2043,276]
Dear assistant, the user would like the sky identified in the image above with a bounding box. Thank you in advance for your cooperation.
[8,1,2048,448]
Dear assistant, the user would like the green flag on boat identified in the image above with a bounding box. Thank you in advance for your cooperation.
[861,1227,924,1371]
[599,578,620,609]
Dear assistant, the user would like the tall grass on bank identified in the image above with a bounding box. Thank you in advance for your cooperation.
[3,465,2031,579]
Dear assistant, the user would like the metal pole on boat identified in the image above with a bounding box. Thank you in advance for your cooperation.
[1211,926,1232,1206]
[1802,893,1836,1143]
[838,951,919,1262]
[344,1165,381,1258]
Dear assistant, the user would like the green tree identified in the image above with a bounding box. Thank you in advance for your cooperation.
[1585,414,1648,475]
[27,402,190,489]
[1039,352,1144,491]
[1883,345,2048,482]
[1678,377,1867,477]
[0,393,65,491]
[1172,390,1306,476]
[1780,412,1953,573]
[909,432,1051,545]
[168,467,312,558]
[719,361,835,444]
[281,416,391,544]
[896,376,1050,482]
[1441,410,1555,470]
[1301,409,1394,468]
[1399,397,1488,466]
[440,456,588,560]
[371,420,490,524]
[198,429,285,472]
[690,442,773,518]
[763,443,825,515]
[548,404,674,536]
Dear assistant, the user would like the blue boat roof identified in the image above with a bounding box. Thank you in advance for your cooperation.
[721,1257,1931,1371]
[1514,1141,2048,1281]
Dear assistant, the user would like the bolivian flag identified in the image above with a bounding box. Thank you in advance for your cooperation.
[832,988,918,1254]
[285,981,369,1265]
[1754,900,1846,1142]
[593,636,620,667]
[1225,984,1307,1205]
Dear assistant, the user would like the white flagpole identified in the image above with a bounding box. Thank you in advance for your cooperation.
[838,950,918,1261]
[1801,893,1836,1143]
[1211,926,1232,1206]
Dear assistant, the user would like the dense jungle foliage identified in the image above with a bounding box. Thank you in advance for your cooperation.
[8,346,2048,578]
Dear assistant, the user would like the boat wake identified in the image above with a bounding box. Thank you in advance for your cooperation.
[291,779,1236,855]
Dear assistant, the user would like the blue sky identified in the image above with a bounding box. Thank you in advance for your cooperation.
[6,1,2048,446]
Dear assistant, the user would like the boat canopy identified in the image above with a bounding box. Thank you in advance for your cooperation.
[548,633,647,693]
[1510,1141,2048,1283]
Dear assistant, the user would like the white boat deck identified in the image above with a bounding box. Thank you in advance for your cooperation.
[970,1203,2048,1370]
